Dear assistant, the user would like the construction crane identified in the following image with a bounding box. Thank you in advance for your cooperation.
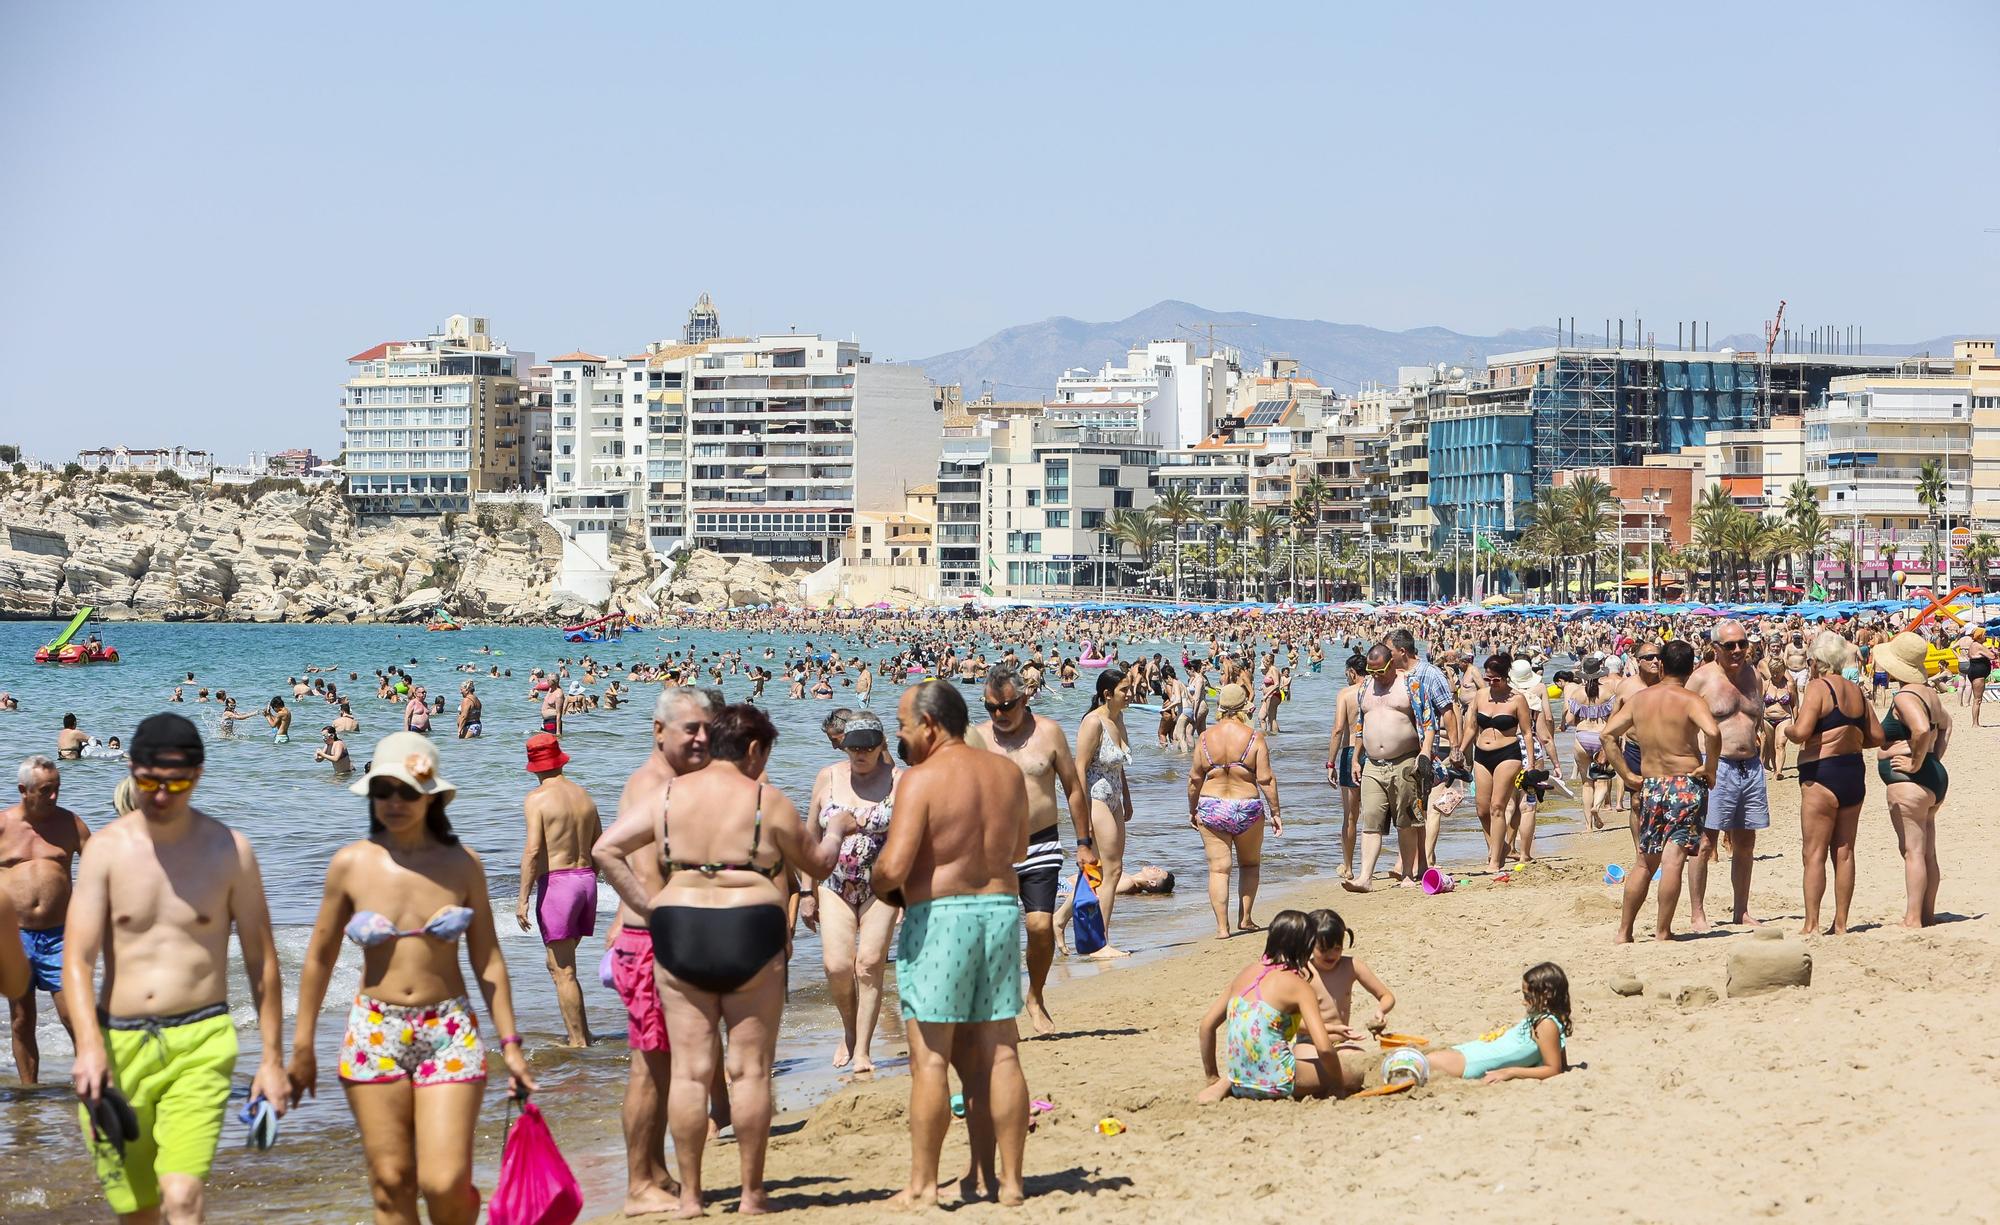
[1178,320,1256,358]
[1759,299,1787,422]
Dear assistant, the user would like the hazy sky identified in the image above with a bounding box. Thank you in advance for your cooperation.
[3,1,1995,458]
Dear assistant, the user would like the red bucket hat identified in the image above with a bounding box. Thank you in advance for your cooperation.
[525,732,570,773]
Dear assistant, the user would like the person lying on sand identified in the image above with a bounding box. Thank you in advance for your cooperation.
[1195,911,1361,1103]
[1423,962,1570,1084]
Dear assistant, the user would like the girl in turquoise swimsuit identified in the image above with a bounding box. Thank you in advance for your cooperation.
[1428,962,1571,1083]
[1194,911,1351,1102]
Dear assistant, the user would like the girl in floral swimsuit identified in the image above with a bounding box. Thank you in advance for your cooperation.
[1195,910,1352,1101]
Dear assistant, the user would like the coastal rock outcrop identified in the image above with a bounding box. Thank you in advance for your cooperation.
[661,549,799,610]
[0,473,665,624]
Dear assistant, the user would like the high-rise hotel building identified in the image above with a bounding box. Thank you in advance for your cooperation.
[340,314,522,515]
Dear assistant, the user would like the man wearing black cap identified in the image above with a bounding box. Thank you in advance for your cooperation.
[63,713,290,1222]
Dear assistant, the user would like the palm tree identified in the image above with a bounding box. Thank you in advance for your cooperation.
[1217,500,1252,601]
[1879,539,1900,597]
[1294,476,1329,599]
[1150,487,1200,601]
[1691,485,1738,601]
[1964,533,1999,592]
[1110,509,1166,590]
[1917,458,1950,589]
[1248,508,1286,602]
[1562,474,1617,598]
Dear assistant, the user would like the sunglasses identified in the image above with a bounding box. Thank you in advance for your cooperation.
[984,698,1023,714]
[368,780,424,802]
[1636,653,1661,662]
[1718,640,1748,650]
[131,775,196,794]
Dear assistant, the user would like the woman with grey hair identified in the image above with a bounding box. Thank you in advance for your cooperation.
[803,710,901,1073]
[1785,630,1881,935]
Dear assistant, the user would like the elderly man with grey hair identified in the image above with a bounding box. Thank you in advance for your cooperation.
[1687,618,1767,929]
[2,755,91,1083]
[589,686,730,1216]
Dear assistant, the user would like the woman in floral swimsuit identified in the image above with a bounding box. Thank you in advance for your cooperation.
[802,711,901,1074]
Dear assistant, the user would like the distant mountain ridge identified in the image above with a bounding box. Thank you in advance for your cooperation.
[913,299,1987,397]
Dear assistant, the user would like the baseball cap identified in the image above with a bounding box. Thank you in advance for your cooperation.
[130,713,205,768]
[841,712,886,749]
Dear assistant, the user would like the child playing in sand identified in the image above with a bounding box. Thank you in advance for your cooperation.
[1293,909,1391,1094]
[1425,962,1571,1083]
[1195,911,1355,1102]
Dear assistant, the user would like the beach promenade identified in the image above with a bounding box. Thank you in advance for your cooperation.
[588,729,2000,1224]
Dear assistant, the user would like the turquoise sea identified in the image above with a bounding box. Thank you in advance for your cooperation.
[0,619,1583,1221]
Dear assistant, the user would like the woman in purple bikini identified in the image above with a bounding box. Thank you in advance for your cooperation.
[1186,682,1281,940]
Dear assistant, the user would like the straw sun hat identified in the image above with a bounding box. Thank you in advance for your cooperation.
[348,731,458,801]
[1877,632,1934,686]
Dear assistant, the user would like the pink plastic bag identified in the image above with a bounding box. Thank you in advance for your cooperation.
[490,1100,582,1225]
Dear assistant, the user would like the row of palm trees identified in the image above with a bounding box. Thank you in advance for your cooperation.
[1097,463,1996,605]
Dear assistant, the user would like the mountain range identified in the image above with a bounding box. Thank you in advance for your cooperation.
[911,299,1987,396]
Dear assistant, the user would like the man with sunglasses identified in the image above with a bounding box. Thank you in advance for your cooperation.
[974,663,1091,1037]
[3,755,90,1084]
[64,713,290,1222]
[1609,640,1665,828]
[1687,618,1768,929]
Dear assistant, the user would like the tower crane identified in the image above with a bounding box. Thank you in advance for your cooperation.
[1760,299,1787,421]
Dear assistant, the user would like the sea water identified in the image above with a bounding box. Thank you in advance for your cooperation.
[0,620,1579,1221]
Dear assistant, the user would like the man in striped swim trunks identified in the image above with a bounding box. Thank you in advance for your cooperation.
[876,680,1032,1209]
[974,663,1093,1035]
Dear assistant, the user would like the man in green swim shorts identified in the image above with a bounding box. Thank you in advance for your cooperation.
[875,680,1032,1209]
[65,713,291,1222]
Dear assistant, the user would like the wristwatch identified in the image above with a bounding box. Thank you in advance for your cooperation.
[1077,837,1095,848]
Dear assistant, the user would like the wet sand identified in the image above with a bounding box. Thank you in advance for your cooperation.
[590,722,2000,1224]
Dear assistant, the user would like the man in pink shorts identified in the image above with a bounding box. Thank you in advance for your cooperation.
[515,733,600,1046]
[591,688,731,1216]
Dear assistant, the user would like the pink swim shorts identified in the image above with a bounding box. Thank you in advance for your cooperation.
[610,924,669,1052]
[536,866,599,944]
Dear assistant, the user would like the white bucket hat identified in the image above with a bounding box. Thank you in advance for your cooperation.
[349,731,458,801]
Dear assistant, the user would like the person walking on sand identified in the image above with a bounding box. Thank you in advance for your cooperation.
[1324,654,1366,880]
[513,734,600,1047]
[802,711,902,1075]
[1189,684,1280,929]
[1605,641,1720,943]
[588,686,728,1217]
[287,732,535,1225]
[2,755,90,1085]
[1784,631,1882,936]
[1344,645,1421,891]
[1689,619,1768,928]
[874,680,1032,1208]
[975,663,1093,1035]
[1072,666,1135,957]
[65,714,292,1223]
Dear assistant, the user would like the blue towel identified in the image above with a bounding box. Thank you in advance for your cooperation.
[1073,869,1107,955]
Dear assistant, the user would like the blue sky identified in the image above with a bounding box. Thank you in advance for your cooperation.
[3,1,1995,458]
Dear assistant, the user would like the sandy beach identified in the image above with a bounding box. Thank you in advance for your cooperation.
[590,721,2000,1224]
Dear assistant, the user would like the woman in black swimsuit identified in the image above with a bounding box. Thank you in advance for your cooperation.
[1784,632,1882,936]
[1455,653,1535,872]
[1875,632,1951,929]
[644,704,849,1217]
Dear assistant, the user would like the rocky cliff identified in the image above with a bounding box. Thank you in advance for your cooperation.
[0,474,684,623]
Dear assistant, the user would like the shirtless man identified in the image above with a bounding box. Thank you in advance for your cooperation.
[457,681,484,739]
[1345,644,1424,891]
[1322,653,1366,879]
[589,687,726,1217]
[2,756,90,1084]
[332,702,359,736]
[1688,619,1766,928]
[875,680,1031,1208]
[974,662,1093,1034]
[58,712,89,760]
[515,734,600,1047]
[1608,639,1664,824]
[264,696,292,743]
[314,725,352,776]
[541,677,565,736]
[1606,641,1720,943]
[65,713,290,1222]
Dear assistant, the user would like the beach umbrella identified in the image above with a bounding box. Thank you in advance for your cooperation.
[1480,593,1515,607]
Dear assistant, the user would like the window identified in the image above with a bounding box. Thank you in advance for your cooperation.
[1099,466,1119,486]
[1082,509,1105,529]
[1114,489,1134,509]
[1045,510,1069,528]
[1026,489,1041,507]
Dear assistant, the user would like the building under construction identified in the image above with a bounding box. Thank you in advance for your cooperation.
[1431,346,1906,534]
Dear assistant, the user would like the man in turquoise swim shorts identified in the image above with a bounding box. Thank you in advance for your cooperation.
[875,680,1032,1209]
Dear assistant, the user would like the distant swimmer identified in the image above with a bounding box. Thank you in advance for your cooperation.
[265,696,292,743]
[57,713,88,760]
[456,681,483,738]
[315,726,352,775]
[2,756,91,1084]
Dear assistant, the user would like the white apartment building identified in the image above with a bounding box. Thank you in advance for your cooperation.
[1049,340,1236,450]
[546,351,648,533]
[986,419,1158,596]
[341,314,521,515]
[75,445,213,479]
[1643,415,1805,516]
[936,434,990,596]
[1807,362,1970,586]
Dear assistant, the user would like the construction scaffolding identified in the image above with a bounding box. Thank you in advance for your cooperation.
[1532,352,1617,487]
[1533,348,1765,486]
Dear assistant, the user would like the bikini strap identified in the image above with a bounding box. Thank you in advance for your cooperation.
[1238,731,1258,767]
[655,776,675,872]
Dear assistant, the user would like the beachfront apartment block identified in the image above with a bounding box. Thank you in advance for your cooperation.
[1049,340,1238,451]
[986,418,1158,598]
[340,314,522,516]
